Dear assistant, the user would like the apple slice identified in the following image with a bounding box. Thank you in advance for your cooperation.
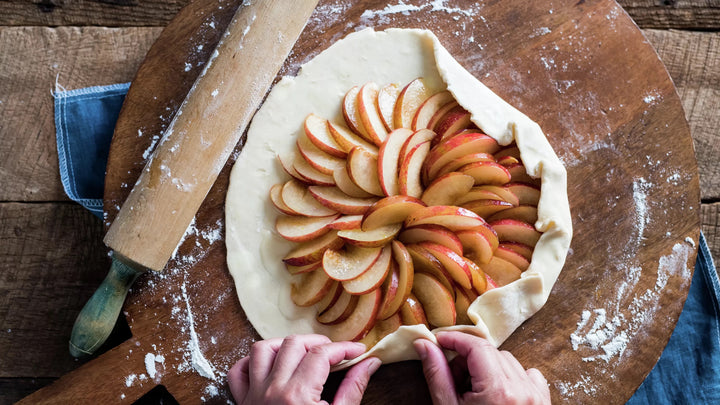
[505,163,537,184]
[328,215,363,230]
[412,273,456,327]
[419,242,473,289]
[361,195,426,231]
[399,224,463,256]
[378,260,400,319]
[347,146,384,196]
[360,313,402,348]
[398,140,431,198]
[304,113,346,158]
[487,205,539,224]
[290,269,334,307]
[456,229,494,264]
[281,180,337,217]
[297,134,344,175]
[327,120,378,156]
[413,90,454,130]
[342,85,370,140]
[472,185,520,206]
[467,259,488,294]
[317,289,358,325]
[494,245,530,271]
[293,154,335,186]
[343,244,393,294]
[338,223,401,247]
[378,128,415,196]
[499,242,534,261]
[454,188,504,206]
[283,230,343,266]
[276,214,339,242]
[405,205,488,231]
[393,78,434,129]
[399,293,429,327]
[424,133,501,180]
[323,245,383,281]
[421,172,475,206]
[461,199,514,218]
[490,219,542,247]
[433,152,495,179]
[398,128,436,166]
[333,166,374,198]
[377,83,400,131]
[434,105,472,141]
[494,145,521,160]
[427,100,459,132]
[480,256,522,287]
[277,153,306,182]
[377,241,415,319]
[506,183,541,206]
[270,183,299,215]
[496,155,520,166]
[285,261,322,276]
[316,281,342,314]
[328,288,382,342]
[308,186,378,215]
[357,82,389,146]
[454,287,473,325]
[458,161,512,185]
[405,243,455,295]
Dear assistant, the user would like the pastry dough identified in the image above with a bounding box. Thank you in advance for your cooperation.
[225,28,572,367]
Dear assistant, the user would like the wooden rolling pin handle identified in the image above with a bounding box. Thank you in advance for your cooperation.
[69,256,143,358]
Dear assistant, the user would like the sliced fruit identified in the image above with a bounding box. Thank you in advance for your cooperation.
[413,90,454,130]
[290,269,334,307]
[394,78,434,129]
[454,287,473,325]
[499,241,534,261]
[327,120,378,156]
[304,113,346,158]
[398,140,431,198]
[360,313,402,347]
[377,83,400,131]
[333,166,375,198]
[405,205,488,231]
[346,146,384,196]
[282,230,343,266]
[412,273,456,327]
[316,280,342,313]
[277,153,306,182]
[399,293,429,327]
[494,245,531,271]
[506,163,537,184]
[285,261,322,275]
[328,215,363,230]
[328,288,382,342]
[378,128,415,196]
[323,245,383,281]
[456,229,494,264]
[419,242,473,290]
[461,199,514,218]
[399,128,437,164]
[433,152,495,179]
[467,222,500,252]
[506,183,541,206]
[496,155,520,166]
[421,172,475,206]
[494,145,521,160]
[490,219,542,247]
[399,224,463,256]
[473,185,521,206]
[480,256,522,287]
[405,243,455,295]
[297,134,344,175]
[293,154,335,186]
[377,241,415,319]
[427,100,459,132]
[361,195,426,231]
[342,85,370,140]
[281,179,337,217]
[467,260,488,294]
[487,205,539,224]
[343,244,393,294]
[454,188,504,206]
[458,161,512,186]
[424,133,501,180]
[433,105,472,141]
[317,289,358,325]
[275,214,339,242]
[308,186,377,215]
[377,261,400,319]
[270,183,298,215]
[357,82,389,145]
[338,223,402,247]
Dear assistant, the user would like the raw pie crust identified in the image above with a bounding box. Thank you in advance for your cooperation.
[225,28,572,367]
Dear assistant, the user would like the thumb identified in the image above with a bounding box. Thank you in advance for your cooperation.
[414,339,458,405]
[333,357,381,405]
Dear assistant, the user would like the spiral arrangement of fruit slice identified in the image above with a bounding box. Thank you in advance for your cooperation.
[270,78,543,347]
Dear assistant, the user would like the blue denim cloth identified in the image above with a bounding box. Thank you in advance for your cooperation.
[53,84,720,403]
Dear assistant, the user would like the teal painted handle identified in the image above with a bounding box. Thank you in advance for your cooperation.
[69,257,143,358]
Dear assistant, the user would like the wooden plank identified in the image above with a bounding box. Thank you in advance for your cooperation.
[620,0,720,30]
[702,202,720,266]
[643,29,720,200]
[0,26,162,202]
[0,378,55,405]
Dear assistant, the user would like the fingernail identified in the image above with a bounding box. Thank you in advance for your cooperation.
[367,358,382,376]
[413,340,428,360]
[355,342,367,351]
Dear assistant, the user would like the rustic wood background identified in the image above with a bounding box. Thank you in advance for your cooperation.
[0,0,717,403]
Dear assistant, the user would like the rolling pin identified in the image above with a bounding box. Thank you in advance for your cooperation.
[69,0,320,358]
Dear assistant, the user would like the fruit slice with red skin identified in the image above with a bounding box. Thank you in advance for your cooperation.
[400,293,429,327]
[308,186,378,215]
[405,243,455,296]
[472,185,521,207]
[281,180,337,217]
[286,261,321,275]
[427,100,459,132]
[496,156,520,166]
[377,260,399,319]
[293,154,335,186]
[328,288,382,342]
[327,120,378,156]
[506,163,537,184]
[461,199,514,218]
[290,269,334,307]
[347,146,384,196]
[297,134,344,175]
[398,140,431,198]
[275,214,339,242]
[357,82,389,146]
[499,241,534,261]
[360,313,402,348]
[454,287,473,325]
[487,205,539,224]
[277,154,306,182]
[467,260,488,294]
[412,90,454,130]
[337,223,401,247]
[412,273,456,327]
[433,152,495,180]
[421,172,475,206]
[361,195,426,231]
[343,244,393,294]
[394,78,434,129]
[342,86,370,140]
[399,224,463,256]
[378,128,415,196]
[490,219,542,247]
[323,245,383,281]
[316,280,342,314]
[419,242,473,289]
[398,129,437,166]
[458,161,512,186]
[486,274,499,291]
[494,245,530,271]
[328,215,363,230]
[377,83,400,131]
[480,256,522,287]
[434,105,472,141]
[405,205,488,231]
[317,289,358,325]
[454,188,504,206]
[456,229,494,264]
[270,183,299,215]
[424,133,501,180]
[333,166,374,198]
[506,183,541,206]
[494,145,521,160]
[283,230,343,266]
[377,241,415,319]
[304,113,346,158]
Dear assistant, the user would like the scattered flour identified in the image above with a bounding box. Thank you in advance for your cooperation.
[180,281,217,380]
[145,352,165,379]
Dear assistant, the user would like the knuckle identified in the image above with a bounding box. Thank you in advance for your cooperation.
[308,344,330,358]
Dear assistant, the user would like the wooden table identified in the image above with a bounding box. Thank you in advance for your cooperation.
[0,1,718,403]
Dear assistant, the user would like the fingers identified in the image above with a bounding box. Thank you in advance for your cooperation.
[247,337,283,388]
[269,334,332,383]
[333,357,382,405]
[527,368,551,404]
[435,331,503,387]
[292,341,367,387]
[413,339,458,405]
[227,357,250,402]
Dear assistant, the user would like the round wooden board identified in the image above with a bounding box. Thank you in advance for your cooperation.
[102,0,701,403]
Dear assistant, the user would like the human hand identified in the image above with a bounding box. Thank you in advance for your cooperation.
[228,334,381,405]
[414,331,550,405]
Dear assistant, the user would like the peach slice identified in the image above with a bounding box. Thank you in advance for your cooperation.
[424,133,501,180]
[419,242,473,290]
[505,163,537,184]
[323,245,383,281]
[399,293,429,327]
[327,120,378,156]
[317,289,358,325]
[377,83,400,131]
[427,100,459,132]
[285,261,322,276]
[347,146,384,196]
[360,313,402,347]
[361,195,426,231]
[506,183,541,206]
[357,82,389,146]
[499,242,534,261]
[393,78,434,129]
[297,134,345,175]
[333,166,374,198]
[487,205,539,224]
[412,273,456,327]
[461,199,514,218]
[328,288,382,342]
[343,244,393,294]
[328,215,363,230]
[337,223,401,247]
[456,229,494,264]
[405,243,455,295]
[275,214,339,242]
[282,230,343,266]
[308,186,378,215]
[399,224,463,256]
[421,172,475,206]
[342,85,370,140]
[494,145,521,160]
[290,269,334,307]
[304,113,346,158]
[490,219,542,247]
[378,128,415,196]
[405,205,488,231]
[281,180,337,217]
[316,281,342,314]
[433,152,495,180]
[458,161,512,186]
[480,256,522,287]
[398,140,431,198]
[494,245,530,271]
[270,183,299,216]
[412,90,454,130]
[293,154,335,186]
[377,241,415,319]
[434,105,472,141]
